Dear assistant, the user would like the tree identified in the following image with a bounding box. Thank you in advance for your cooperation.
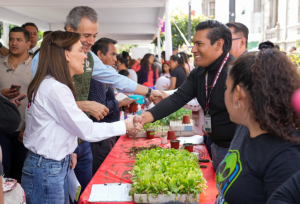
[152,13,209,48]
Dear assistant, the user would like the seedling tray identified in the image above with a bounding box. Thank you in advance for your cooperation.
[134,193,199,204]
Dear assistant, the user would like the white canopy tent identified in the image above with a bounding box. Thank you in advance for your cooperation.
[0,0,168,45]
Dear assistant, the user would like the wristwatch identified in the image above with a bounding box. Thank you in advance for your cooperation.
[145,87,152,98]
[0,42,2,48]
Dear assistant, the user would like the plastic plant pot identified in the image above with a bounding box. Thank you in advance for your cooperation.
[146,130,155,139]
[182,115,191,124]
[129,103,138,113]
[167,130,176,140]
[161,135,168,144]
[183,143,194,152]
[170,140,180,149]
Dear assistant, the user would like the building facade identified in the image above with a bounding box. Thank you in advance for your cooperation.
[202,0,300,51]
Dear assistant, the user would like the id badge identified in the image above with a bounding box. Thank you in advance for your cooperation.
[204,113,212,133]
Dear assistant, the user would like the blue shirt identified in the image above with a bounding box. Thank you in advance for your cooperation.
[31,51,137,92]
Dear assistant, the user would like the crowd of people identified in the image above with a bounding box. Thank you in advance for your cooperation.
[0,4,300,204]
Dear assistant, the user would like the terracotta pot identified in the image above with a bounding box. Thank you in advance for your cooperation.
[182,115,191,124]
[183,143,194,152]
[146,130,155,139]
[161,136,168,144]
[167,130,176,140]
[129,103,138,113]
[170,140,180,149]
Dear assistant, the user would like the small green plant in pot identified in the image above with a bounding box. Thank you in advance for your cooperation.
[143,123,155,139]
[161,134,167,144]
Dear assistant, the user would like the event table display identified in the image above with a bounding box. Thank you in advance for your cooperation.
[79,136,218,204]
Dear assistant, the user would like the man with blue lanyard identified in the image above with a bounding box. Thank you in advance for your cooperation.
[31,6,162,198]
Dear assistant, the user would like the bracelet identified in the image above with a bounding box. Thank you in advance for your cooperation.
[145,87,152,98]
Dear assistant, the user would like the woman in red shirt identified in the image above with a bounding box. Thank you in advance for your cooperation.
[132,54,159,87]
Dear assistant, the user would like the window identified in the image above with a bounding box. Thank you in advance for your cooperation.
[209,1,215,18]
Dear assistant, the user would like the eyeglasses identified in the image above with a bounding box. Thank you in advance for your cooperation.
[116,63,121,66]
[232,38,242,41]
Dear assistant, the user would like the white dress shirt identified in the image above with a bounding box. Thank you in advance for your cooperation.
[24,76,126,161]
[28,45,39,55]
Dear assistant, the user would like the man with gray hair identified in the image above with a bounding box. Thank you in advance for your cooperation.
[31,6,162,198]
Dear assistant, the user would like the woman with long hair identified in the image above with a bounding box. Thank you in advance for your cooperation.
[132,53,159,87]
[215,45,300,204]
[167,53,189,90]
[22,31,142,204]
[179,51,193,72]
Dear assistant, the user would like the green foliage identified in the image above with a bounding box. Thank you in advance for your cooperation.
[116,44,138,54]
[152,13,209,48]
[142,108,192,130]
[129,148,207,196]
[159,108,192,126]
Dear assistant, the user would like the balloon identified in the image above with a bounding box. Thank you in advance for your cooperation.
[291,89,300,115]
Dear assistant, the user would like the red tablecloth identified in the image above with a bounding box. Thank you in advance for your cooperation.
[79,136,218,204]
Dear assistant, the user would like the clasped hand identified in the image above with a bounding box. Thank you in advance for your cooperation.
[124,115,144,136]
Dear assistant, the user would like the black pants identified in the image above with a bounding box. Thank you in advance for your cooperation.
[90,136,117,175]
[0,131,28,183]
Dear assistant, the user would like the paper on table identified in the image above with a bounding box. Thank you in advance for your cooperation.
[177,135,204,145]
[68,169,81,202]
[89,183,133,202]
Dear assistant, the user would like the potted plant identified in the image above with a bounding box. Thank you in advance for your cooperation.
[183,143,194,152]
[161,134,167,144]
[129,102,138,113]
[170,140,180,149]
[143,123,155,139]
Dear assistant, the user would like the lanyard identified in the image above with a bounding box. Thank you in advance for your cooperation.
[205,52,230,114]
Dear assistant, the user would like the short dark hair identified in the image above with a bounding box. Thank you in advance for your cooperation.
[226,22,249,48]
[196,20,232,53]
[21,22,39,32]
[122,51,129,59]
[172,47,178,51]
[9,27,30,42]
[91,37,117,56]
[43,31,52,37]
[118,57,127,65]
[119,69,129,77]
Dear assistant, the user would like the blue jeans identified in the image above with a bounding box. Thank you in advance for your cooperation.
[0,132,28,182]
[211,143,229,171]
[203,135,213,159]
[73,141,93,201]
[21,151,70,204]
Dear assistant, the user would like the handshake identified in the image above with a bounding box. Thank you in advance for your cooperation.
[123,115,144,136]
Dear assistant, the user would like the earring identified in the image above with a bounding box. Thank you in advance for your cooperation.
[233,101,240,109]
[67,60,70,62]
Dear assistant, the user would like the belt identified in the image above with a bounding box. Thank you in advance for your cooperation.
[78,138,85,146]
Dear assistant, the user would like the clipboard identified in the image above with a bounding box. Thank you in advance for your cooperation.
[88,183,133,202]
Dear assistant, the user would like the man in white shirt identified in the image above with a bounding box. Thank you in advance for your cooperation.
[0,27,32,183]
[21,22,39,56]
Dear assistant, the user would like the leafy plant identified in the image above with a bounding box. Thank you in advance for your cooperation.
[161,134,167,138]
[129,148,207,197]
[143,120,161,131]
[152,12,209,48]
